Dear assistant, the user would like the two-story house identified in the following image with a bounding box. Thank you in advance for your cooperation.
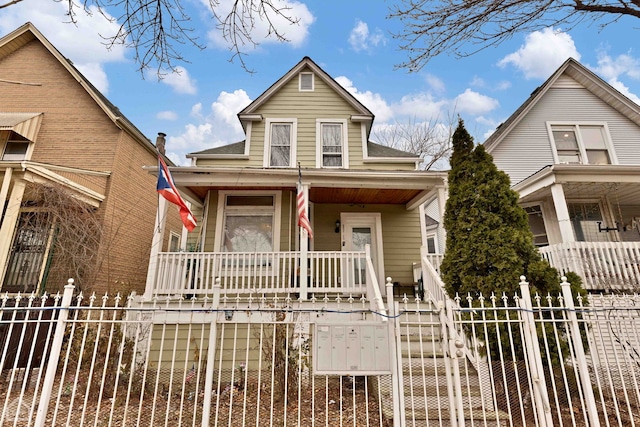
[0,23,182,295]
[145,56,448,302]
[485,58,640,291]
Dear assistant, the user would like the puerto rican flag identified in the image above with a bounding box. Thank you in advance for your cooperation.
[157,156,197,232]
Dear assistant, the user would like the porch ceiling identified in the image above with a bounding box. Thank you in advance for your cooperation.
[515,165,640,206]
[184,186,424,205]
[166,167,448,206]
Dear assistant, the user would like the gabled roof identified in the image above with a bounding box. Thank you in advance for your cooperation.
[484,57,640,153]
[188,141,246,157]
[0,23,160,159]
[238,56,374,119]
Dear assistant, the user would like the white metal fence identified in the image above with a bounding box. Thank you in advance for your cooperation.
[3,278,640,426]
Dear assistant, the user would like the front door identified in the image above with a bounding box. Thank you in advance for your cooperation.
[340,213,384,288]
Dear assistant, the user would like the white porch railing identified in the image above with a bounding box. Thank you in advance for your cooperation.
[152,250,370,297]
[539,241,640,291]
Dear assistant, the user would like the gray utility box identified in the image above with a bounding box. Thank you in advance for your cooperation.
[313,322,391,375]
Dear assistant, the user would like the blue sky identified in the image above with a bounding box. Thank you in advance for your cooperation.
[1,1,639,167]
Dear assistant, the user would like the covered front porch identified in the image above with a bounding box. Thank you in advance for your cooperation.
[514,164,640,291]
[145,166,447,301]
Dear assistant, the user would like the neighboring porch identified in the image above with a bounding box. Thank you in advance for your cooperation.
[513,164,640,291]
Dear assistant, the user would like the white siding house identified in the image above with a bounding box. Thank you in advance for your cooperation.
[485,58,640,291]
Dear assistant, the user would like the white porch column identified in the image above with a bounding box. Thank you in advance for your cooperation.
[550,183,575,243]
[0,178,26,285]
[298,184,310,300]
[144,197,169,298]
[0,167,13,220]
[437,184,448,243]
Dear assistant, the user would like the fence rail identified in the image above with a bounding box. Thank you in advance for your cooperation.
[4,276,640,426]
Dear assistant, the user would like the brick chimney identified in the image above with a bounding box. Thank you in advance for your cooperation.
[156,132,166,155]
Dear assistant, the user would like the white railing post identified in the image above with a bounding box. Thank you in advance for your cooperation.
[385,277,404,427]
[518,276,553,427]
[34,279,75,427]
[441,298,465,427]
[201,278,221,427]
[560,276,601,427]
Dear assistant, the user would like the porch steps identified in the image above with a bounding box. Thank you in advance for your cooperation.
[380,302,507,426]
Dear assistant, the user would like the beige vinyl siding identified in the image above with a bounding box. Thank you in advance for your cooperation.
[194,67,416,170]
[203,191,219,251]
[313,203,421,284]
[149,322,307,379]
[490,85,640,185]
[380,205,422,283]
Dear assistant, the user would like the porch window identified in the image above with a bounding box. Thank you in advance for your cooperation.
[549,123,613,165]
[222,195,275,252]
[524,205,548,247]
[2,140,30,161]
[317,119,348,168]
[567,202,608,242]
[265,120,296,167]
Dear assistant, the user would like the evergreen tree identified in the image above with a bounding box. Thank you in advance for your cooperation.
[440,118,586,362]
[441,118,567,298]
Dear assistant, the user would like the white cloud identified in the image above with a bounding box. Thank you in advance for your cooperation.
[498,28,580,79]
[162,66,197,94]
[157,111,178,121]
[335,76,394,122]
[0,1,127,94]
[592,51,640,103]
[425,74,445,94]
[167,90,251,164]
[454,89,499,115]
[393,93,449,120]
[348,20,387,53]
[204,0,314,50]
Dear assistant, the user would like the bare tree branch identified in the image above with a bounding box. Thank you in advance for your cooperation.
[0,0,23,9]
[371,113,456,170]
[389,0,640,72]
[46,0,300,76]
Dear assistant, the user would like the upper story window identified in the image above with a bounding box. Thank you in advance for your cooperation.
[317,119,348,168]
[548,123,614,165]
[299,72,314,91]
[2,132,31,161]
[264,119,297,167]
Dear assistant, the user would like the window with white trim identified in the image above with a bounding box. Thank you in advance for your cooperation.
[299,72,314,91]
[524,205,548,247]
[168,231,181,251]
[2,132,30,161]
[317,119,348,168]
[549,124,613,165]
[222,195,276,252]
[265,119,296,167]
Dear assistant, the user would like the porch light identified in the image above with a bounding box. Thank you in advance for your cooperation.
[335,220,341,233]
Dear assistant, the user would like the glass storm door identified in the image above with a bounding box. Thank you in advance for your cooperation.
[340,213,383,288]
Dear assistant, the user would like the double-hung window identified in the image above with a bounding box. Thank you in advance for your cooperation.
[265,119,296,167]
[317,119,348,168]
[549,123,614,165]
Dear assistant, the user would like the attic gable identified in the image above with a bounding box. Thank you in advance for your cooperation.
[484,58,640,153]
[0,22,158,158]
[239,57,373,119]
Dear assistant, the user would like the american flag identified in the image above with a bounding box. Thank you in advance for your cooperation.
[296,170,313,239]
[157,155,197,232]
